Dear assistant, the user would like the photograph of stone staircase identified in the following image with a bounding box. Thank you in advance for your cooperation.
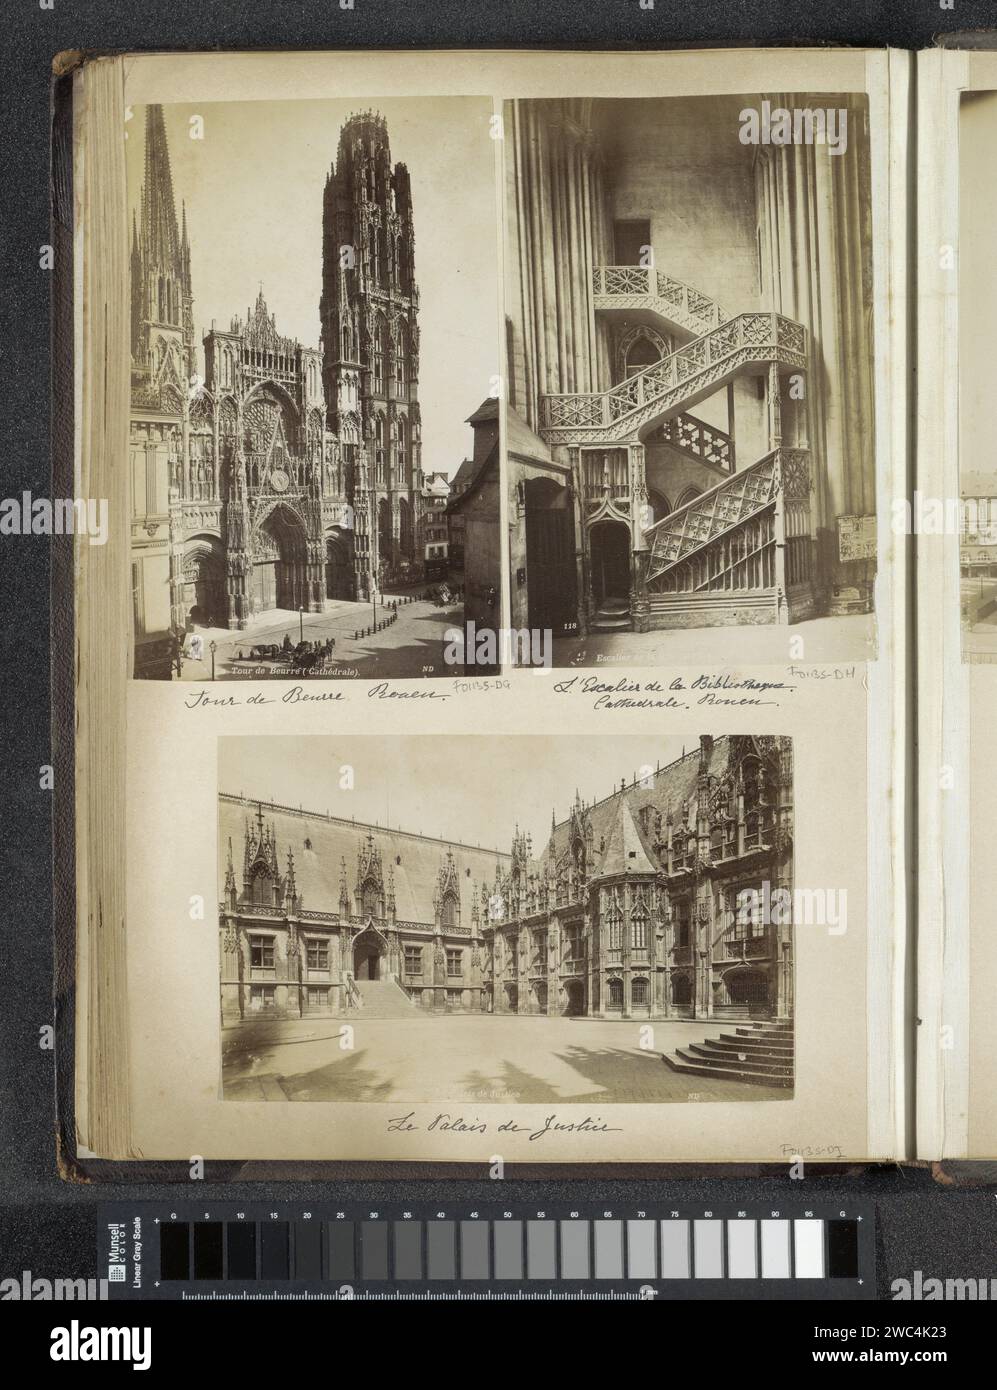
[541,277,817,633]
[663,1019,794,1089]
[504,94,877,654]
[347,976,422,1018]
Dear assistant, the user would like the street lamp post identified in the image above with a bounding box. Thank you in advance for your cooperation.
[209,640,217,681]
[298,606,304,643]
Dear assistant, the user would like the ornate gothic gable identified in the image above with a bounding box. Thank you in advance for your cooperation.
[437,848,459,898]
[356,830,384,895]
[241,803,284,902]
[242,288,299,356]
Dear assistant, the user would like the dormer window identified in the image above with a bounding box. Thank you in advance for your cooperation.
[251,869,273,906]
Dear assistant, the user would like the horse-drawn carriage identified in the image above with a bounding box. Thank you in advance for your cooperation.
[238,637,337,672]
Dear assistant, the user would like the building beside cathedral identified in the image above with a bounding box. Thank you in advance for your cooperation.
[129,106,424,677]
[219,734,793,1029]
[504,96,876,640]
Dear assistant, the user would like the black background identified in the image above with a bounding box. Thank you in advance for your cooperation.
[3,0,997,1306]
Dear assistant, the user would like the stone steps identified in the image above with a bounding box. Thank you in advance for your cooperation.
[700,1035,794,1058]
[591,598,632,632]
[683,1044,792,1077]
[352,979,420,1018]
[662,1019,795,1089]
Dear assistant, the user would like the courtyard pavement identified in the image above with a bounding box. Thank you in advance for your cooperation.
[176,595,463,681]
[222,1014,792,1105]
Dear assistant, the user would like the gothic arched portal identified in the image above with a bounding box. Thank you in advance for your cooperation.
[589,519,631,605]
[253,504,309,613]
[182,534,226,627]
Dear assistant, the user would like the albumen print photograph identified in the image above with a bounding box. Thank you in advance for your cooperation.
[504,95,877,666]
[218,734,795,1105]
[127,97,500,681]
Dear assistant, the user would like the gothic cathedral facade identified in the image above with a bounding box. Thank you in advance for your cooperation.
[130,107,424,677]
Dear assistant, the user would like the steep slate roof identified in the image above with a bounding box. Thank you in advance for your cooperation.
[544,737,737,866]
[219,795,509,925]
[466,397,499,427]
[591,796,659,879]
[449,457,476,495]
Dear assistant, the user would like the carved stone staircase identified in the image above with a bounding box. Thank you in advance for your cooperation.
[350,977,420,1018]
[663,1019,794,1088]
[592,266,727,338]
[641,447,814,627]
[538,271,815,631]
[541,311,807,444]
[653,410,735,478]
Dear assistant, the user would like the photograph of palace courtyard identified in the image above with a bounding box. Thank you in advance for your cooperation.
[219,734,795,1105]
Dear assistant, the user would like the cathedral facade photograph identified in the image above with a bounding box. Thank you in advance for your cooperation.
[504,95,878,662]
[126,100,498,679]
[219,733,795,1105]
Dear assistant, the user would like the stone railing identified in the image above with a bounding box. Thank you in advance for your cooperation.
[644,447,813,599]
[541,313,807,444]
[646,449,782,579]
[723,936,772,960]
[592,266,727,335]
[655,411,734,474]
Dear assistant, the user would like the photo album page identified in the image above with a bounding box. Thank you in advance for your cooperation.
[70,48,908,1165]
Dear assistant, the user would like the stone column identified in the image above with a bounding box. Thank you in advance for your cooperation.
[546,920,559,1017]
[469,935,483,1012]
[694,886,714,1020]
[285,919,302,1018]
[220,916,243,1024]
[567,447,589,636]
[432,933,446,1012]
[518,923,530,1015]
[308,540,324,612]
[329,927,343,1014]
[594,895,607,1019]
[767,361,783,451]
[657,890,672,1020]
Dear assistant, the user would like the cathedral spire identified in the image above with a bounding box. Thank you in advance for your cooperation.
[142,105,183,280]
[180,200,191,291]
[133,104,194,377]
